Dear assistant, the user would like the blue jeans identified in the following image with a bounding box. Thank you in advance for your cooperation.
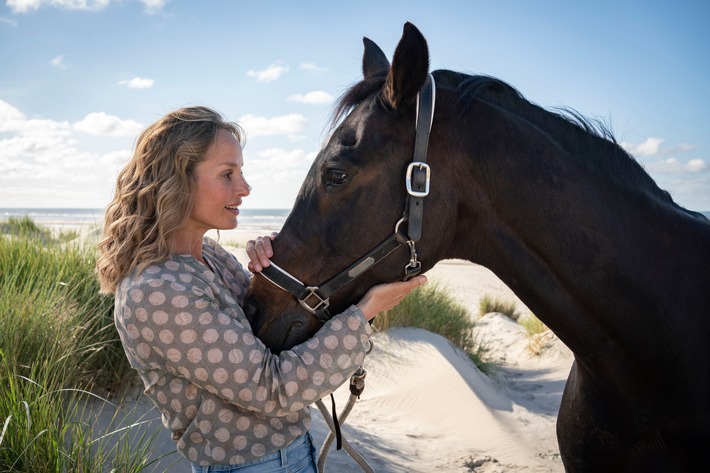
[190,433,317,473]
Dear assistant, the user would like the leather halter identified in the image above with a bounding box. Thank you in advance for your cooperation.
[259,74,436,324]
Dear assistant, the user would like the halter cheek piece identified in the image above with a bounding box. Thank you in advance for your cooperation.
[259,74,436,323]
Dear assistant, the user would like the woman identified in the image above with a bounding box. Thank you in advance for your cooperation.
[96,106,426,472]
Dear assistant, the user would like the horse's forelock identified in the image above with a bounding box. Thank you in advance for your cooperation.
[329,74,388,130]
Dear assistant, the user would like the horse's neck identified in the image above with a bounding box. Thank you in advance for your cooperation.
[448,126,710,368]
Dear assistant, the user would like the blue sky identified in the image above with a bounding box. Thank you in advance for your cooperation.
[1,0,708,211]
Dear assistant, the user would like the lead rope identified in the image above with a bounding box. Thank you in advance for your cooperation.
[315,344,374,472]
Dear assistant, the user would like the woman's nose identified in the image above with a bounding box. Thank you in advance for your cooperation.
[237,176,251,196]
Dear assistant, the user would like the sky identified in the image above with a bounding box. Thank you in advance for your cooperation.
[1,0,708,212]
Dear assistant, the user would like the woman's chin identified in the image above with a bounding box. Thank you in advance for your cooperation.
[216,218,238,231]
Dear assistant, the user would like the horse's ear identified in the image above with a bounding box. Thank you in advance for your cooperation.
[362,37,390,79]
[383,22,429,109]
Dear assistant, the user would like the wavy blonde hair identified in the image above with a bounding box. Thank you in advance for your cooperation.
[96,106,244,294]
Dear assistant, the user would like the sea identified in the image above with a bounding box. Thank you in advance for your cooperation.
[2,207,709,232]
[0,208,290,233]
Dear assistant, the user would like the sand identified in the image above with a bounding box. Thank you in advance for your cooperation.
[86,229,573,472]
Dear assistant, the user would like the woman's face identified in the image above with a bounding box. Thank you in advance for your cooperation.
[188,129,250,233]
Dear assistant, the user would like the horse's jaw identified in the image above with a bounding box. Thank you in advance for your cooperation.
[243,284,321,354]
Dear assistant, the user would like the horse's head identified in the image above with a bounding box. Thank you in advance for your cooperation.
[244,23,462,353]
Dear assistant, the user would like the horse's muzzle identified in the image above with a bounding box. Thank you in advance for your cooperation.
[243,298,319,354]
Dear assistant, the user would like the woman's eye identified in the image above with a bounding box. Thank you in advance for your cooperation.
[223,172,232,180]
[327,170,349,187]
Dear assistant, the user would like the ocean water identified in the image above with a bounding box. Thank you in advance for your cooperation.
[0,208,290,232]
[2,207,708,232]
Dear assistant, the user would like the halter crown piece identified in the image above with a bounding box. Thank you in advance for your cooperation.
[259,74,436,323]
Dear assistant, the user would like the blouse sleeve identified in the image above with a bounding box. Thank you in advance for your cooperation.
[115,265,372,417]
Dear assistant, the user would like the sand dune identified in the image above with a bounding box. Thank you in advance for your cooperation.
[309,287,572,472]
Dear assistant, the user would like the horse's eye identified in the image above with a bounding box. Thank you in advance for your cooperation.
[326,170,350,187]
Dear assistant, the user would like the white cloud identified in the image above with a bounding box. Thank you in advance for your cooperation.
[300,62,327,72]
[118,76,154,89]
[7,0,111,13]
[140,0,167,14]
[50,55,67,69]
[0,100,137,207]
[645,158,708,174]
[243,148,317,208]
[0,100,27,124]
[254,148,315,166]
[238,113,307,137]
[0,100,72,139]
[288,91,334,105]
[0,16,18,26]
[7,0,166,13]
[622,137,663,157]
[248,148,314,180]
[622,137,698,159]
[7,0,44,13]
[686,159,708,172]
[246,63,289,83]
[73,112,143,136]
[621,136,706,175]
[248,148,315,181]
[0,101,136,181]
[671,143,698,154]
[98,149,131,167]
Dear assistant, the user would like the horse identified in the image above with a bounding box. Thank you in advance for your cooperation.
[243,22,710,472]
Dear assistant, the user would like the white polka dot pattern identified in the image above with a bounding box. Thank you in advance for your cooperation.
[114,237,371,466]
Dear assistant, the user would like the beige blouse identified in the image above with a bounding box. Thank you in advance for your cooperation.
[114,238,372,465]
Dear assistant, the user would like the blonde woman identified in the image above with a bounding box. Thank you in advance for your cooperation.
[96,106,426,472]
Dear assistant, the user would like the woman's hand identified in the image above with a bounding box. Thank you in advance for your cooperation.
[246,232,278,272]
[356,275,428,321]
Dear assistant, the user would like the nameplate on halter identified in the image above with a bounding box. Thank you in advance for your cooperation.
[348,257,375,278]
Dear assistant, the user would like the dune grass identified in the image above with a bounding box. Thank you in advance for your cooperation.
[0,217,162,472]
[478,295,521,321]
[520,314,550,356]
[373,283,495,375]
[521,314,547,337]
[0,217,132,392]
[478,293,553,356]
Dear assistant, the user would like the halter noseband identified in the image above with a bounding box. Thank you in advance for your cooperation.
[259,74,436,324]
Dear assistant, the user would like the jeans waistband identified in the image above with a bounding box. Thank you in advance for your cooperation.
[191,432,314,472]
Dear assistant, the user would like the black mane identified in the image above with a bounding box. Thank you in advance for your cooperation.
[448,71,698,215]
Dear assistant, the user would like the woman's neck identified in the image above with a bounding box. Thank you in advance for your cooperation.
[170,227,206,262]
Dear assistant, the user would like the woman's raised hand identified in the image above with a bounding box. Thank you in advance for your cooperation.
[246,232,278,272]
[356,275,428,321]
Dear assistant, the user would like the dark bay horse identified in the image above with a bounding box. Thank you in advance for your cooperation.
[244,23,710,472]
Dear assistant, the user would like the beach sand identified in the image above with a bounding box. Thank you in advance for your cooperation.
[88,229,573,472]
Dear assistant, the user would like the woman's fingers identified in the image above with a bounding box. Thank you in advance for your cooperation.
[356,275,428,320]
[246,233,277,272]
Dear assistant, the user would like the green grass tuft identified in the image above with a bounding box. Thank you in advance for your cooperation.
[0,217,158,471]
[520,314,551,356]
[478,295,521,321]
[373,283,495,375]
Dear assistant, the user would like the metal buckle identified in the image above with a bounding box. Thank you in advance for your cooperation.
[406,162,430,197]
[299,286,330,314]
[404,240,422,280]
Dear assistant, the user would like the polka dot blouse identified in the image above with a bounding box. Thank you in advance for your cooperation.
[114,238,372,466]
